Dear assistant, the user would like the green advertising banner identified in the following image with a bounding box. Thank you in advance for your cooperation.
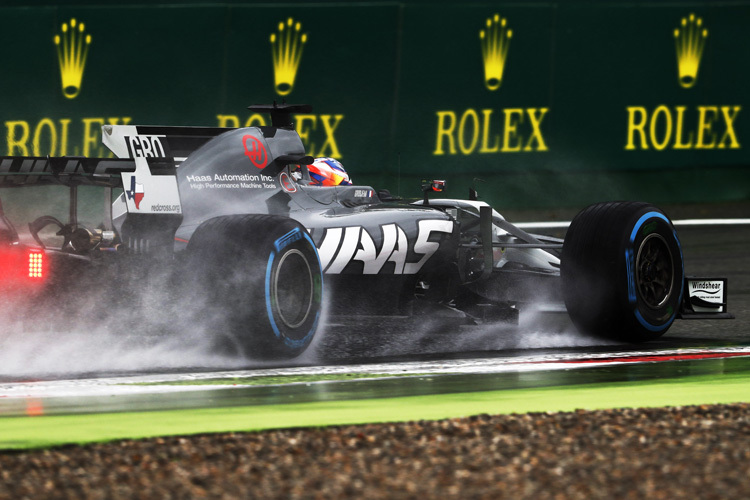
[0,1,748,209]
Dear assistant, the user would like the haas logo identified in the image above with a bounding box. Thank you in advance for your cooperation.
[243,135,268,169]
[317,220,454,275]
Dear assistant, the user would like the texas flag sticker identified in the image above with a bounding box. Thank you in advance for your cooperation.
[119,157,181,214]
[126,176,145,209]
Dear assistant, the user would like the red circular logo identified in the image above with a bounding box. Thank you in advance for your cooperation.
[279,171,297,193]
[242,135,268,169]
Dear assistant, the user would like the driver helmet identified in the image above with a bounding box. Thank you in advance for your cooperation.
[308,157,352,186]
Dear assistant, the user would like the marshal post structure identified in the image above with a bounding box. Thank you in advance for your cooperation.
[1,0,748,209]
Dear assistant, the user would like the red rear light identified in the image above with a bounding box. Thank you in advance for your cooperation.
[28,251,44,279]
[0,247,47,291]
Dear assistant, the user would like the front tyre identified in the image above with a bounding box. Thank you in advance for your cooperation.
[561,202,684,342]
[186,214,323,358]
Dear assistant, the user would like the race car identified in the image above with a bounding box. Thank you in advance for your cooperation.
[0,103,732,358]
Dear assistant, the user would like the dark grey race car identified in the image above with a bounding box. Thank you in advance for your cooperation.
[0,104,732,358]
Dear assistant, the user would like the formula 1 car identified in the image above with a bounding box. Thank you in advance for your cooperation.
[0,103,732,358]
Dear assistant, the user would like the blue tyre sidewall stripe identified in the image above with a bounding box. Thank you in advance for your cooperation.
[265,228,323,349]
[627,211,684,332]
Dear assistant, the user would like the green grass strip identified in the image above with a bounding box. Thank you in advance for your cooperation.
[2,370,749,451]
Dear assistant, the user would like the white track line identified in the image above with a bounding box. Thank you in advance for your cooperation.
[3,347,750,400]
[672,219,750,226]
[517,218,750,230]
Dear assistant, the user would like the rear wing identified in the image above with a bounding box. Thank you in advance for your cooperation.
[102,125,233,161]
[103,104,315,161]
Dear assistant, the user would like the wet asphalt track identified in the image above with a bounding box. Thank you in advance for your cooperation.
[0,220,747,415]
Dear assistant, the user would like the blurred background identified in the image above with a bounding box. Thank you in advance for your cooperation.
[0,0,748,214]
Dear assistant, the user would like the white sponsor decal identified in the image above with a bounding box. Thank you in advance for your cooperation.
[126,135,167,158]
[317,220,453,274]
[688,279,725,312]
[185,173,275,190]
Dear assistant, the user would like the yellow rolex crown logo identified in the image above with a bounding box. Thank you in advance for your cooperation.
[270,17,308,96]
[479,14,512,91]
[53,18,92,100]
[673,13,708,89]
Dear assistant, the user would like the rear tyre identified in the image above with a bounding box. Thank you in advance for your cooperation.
[186,214,323,358]
[561,202,684,342]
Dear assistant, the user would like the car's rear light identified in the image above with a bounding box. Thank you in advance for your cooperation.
[27,251,44,279]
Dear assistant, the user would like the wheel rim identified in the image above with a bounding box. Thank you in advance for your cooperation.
[635,233,674,309]
[272,249,314,331]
